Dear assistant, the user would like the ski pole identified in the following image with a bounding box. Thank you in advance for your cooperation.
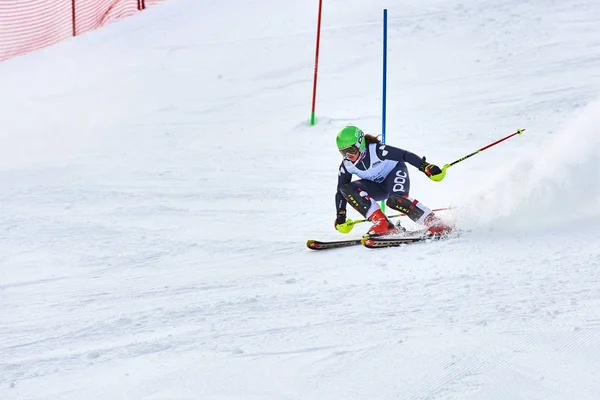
[430,128,525,182]
[336,207,450,234]
[448,128,525,167]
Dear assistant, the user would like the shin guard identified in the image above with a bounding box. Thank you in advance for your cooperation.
[386,195,432,224]
[340,183,378,218]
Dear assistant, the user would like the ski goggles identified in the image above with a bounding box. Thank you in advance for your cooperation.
[339,145,360,158]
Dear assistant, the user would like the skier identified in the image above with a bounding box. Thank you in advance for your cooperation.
[334,125,452,237]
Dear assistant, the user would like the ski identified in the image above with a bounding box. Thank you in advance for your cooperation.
[308,229,461,250]
[306,238,363,250]
[361,235,429,248]
[307,229,433,250]
[361,232,451,248]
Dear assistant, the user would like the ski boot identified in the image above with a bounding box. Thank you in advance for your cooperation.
[424,213,453,236]
[366,210,399,237]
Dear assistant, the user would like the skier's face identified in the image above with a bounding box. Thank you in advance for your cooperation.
[345,151,360,162]
[339,144,360,161]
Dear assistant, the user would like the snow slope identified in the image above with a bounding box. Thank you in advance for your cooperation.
[1,0,600,399]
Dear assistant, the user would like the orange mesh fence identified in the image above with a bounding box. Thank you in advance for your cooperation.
[0,0,165,62]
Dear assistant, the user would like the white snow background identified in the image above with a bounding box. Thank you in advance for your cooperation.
[2,0,600,399]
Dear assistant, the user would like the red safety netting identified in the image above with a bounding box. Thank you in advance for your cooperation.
[0,0,165,62]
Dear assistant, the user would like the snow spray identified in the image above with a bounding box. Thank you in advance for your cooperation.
[459,98,600,230]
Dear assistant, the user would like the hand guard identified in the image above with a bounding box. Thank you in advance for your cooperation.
[334,209,347,229]
[419,157,446,182]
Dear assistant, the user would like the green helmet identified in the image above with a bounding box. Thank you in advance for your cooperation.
[336,126,366,157]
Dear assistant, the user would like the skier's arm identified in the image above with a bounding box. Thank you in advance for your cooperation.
[378,144,446,180]
[403,150,424,169]
[375,144,422,168]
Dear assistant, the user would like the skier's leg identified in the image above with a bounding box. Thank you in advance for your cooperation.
[386,194,433,224]
[382,163,450,232]
[382,164,428,223]
[339,180,398,236]
[388,194,451,234]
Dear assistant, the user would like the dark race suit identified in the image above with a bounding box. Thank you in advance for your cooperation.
[335,142,423,212]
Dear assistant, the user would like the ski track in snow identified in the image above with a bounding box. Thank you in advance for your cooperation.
[1,0,600,399]
[3,227,600,398]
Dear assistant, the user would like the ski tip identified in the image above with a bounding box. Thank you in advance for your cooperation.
[306,240,317,249]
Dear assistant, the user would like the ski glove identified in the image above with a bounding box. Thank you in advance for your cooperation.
[334,209,347,228]
[419,157,446,182]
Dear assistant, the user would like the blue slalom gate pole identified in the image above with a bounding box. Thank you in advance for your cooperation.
[382,9,388,145]
[381,9,388,212]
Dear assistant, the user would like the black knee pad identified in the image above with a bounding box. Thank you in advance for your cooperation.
[386,195,425,222]
[340,183,371,216]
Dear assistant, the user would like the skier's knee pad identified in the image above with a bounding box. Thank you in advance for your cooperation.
[340,183,373,217]
[387,195,425,222]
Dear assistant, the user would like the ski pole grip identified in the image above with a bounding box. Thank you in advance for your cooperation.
[336,219,357,234]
